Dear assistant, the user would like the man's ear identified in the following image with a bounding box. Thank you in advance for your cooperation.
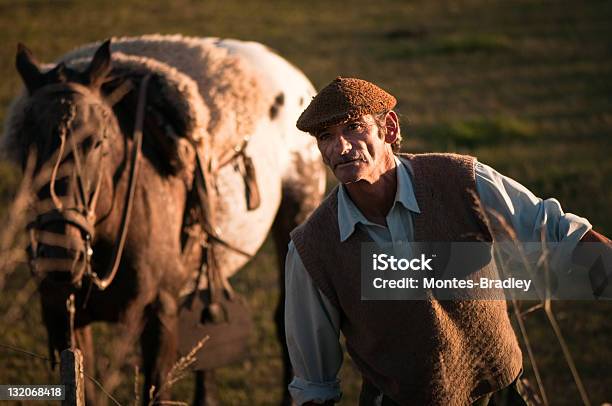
[384,110,399,144]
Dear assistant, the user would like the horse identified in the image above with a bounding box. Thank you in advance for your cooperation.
[3,35,325,404]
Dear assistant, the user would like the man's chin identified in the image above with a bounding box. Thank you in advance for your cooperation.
[334,171,365,184]
[332,161,372,184]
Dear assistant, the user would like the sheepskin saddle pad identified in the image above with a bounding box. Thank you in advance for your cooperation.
[4,34,269,164]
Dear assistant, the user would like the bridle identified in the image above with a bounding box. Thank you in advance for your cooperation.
[27,74,151,291]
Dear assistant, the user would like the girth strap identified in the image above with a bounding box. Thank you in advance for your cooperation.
[214,137,261,211]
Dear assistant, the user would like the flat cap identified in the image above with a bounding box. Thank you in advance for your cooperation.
[296,77,397,133]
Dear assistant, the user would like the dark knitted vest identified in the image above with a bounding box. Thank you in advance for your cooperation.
[290,153,523,406]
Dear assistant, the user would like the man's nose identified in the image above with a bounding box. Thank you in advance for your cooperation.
[335,134,352,155]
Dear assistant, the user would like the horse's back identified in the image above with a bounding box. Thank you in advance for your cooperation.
[206,39,325,278]
[212,39,322,173]
[213,38,326,213]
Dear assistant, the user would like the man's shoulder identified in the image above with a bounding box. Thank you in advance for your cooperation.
[397,152,476,166]
[397,152,477,182]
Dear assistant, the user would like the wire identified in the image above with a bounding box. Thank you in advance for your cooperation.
[0,342,50,362]
[0,342,122,406]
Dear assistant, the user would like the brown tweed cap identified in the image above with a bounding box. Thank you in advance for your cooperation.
[296,77,396,133]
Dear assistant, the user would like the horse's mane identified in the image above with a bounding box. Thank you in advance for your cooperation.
[2,34,270,164]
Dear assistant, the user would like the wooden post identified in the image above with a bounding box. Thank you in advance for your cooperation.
[60,348,85,406]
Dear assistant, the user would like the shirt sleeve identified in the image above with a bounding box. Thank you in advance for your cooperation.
[285,240,343,405]
[474,160,592,269]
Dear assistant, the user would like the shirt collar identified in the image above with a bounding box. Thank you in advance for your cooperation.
[337,155,421,242]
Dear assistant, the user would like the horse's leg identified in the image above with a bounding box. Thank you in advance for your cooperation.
[272,183,323,406]
[193,370,219,406]
[74,325,97,405]
[140,290,179,405]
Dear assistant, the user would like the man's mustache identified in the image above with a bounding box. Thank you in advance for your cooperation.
[332,153,366,169]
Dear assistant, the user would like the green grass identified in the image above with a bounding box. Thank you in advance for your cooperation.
[386,34,514,59]
[1,0,611,405]
[415,116,537,148]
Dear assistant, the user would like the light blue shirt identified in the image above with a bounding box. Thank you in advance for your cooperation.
[284,156,592,405]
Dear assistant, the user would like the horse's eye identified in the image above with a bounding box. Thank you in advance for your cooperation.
[81,137,92,149]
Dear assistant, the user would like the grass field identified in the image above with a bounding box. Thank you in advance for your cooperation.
[0,0,611,404]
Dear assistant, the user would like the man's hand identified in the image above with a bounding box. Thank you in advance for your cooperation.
[574,229,612,298]
[579,229,611,243]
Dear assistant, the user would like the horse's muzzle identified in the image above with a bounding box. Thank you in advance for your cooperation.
[27,208,94,287]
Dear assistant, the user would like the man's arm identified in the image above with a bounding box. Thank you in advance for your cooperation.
[474,161,592,244]
[285,241,343,405]
[475,161,612,297]
[574,229,612,297]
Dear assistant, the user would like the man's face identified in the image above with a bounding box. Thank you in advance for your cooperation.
[314,113,396,184]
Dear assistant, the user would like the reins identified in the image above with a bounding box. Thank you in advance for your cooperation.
[86,74,152,290]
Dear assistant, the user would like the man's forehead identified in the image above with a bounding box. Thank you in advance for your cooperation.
[317,114,375,134]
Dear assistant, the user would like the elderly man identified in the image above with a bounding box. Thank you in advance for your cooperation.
[284,77,611,405]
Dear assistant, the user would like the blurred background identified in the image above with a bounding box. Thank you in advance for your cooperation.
[0,0,610,404]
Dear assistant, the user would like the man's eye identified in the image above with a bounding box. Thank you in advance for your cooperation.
[348,123,362,131]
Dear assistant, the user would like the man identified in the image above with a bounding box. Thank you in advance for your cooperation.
[285,77,611,405]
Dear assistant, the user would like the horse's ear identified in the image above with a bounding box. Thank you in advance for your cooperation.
[48,62,68,83]
[86,39,112,88]
[16,43,44,94]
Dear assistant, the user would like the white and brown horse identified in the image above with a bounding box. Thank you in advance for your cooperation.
[4,35,325,404]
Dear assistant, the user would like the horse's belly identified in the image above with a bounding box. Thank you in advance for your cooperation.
[211,119,283,278]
